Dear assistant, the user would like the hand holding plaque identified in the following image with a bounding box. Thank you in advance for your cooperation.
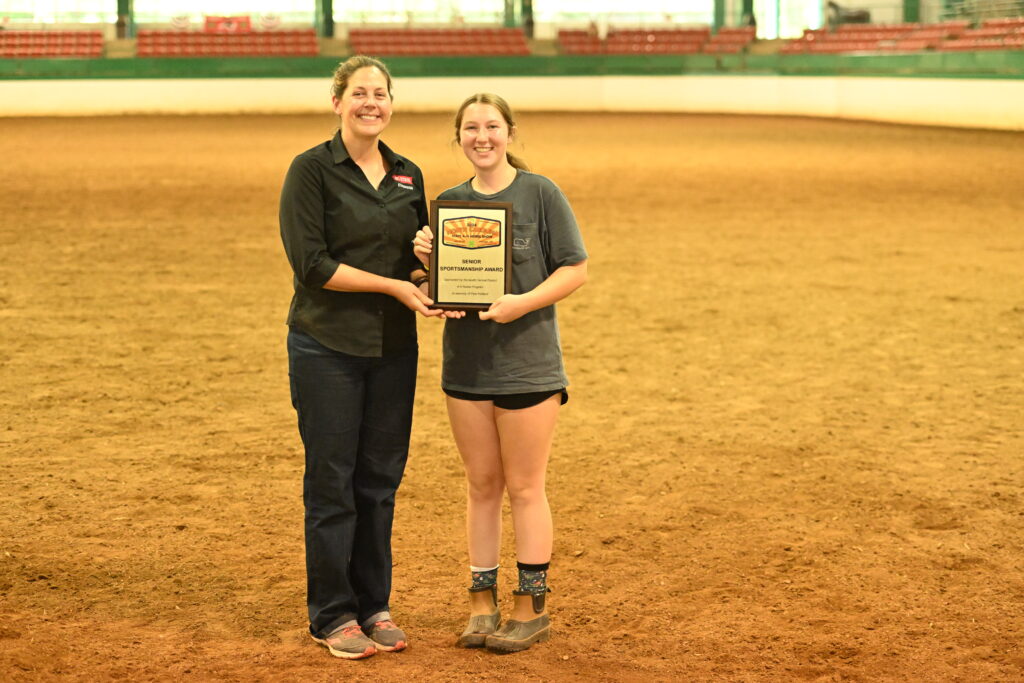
[428,200,513,311]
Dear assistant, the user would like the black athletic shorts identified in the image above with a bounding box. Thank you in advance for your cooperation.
[443,388,569,410]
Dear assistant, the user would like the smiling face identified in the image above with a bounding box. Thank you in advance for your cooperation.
[332,66,392,140]
[458,102,514,174]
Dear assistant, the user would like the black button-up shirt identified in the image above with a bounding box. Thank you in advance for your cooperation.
[280,131,427,357]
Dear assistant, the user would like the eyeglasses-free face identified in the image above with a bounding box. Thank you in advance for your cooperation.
[458,102,514,173]
[332,66,393,140]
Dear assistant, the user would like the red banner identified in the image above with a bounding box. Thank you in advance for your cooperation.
[204,16,252,34]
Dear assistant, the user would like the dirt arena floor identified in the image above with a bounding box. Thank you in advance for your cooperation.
[1,110,1023,682]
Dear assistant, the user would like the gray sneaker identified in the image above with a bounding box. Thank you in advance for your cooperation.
[363,619,408,652]
[311,623,377,660]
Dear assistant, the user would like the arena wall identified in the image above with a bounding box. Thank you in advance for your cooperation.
[2,55,1023,130]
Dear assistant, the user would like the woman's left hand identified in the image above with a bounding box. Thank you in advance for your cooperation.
[478,294,530,324]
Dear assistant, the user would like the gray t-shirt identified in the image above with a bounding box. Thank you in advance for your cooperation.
[439,170,588,394]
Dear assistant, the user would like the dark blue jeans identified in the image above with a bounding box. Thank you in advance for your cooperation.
[287,328,417,638]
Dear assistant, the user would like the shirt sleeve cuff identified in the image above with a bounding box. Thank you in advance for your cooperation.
[307,255,341,290]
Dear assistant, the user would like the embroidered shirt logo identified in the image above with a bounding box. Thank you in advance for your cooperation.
[442,216,502,249]
[392,174,414,189]
[513,237,532,250]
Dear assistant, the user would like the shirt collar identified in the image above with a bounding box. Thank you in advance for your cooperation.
[330,130,404,170]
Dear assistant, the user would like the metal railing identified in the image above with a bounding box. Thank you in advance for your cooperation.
[942,0,1024,22]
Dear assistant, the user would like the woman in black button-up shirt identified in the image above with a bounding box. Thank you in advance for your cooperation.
[279,55,440,661]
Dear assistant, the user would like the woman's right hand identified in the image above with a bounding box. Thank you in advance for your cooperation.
[391,279,442,317]
[413,225,433,267]
[411,226,466,319]
[438,308,466,320]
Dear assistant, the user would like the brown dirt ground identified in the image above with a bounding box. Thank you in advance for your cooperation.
[1,112,1023,682]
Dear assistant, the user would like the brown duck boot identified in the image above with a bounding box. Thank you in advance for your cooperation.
[484,590,550,654]
[457,584,501,648]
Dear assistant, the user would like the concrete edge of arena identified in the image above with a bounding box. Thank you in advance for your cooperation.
[2,74,1023,131]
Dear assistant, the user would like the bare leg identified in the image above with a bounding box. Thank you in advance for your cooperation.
[446,396,504,575]
[495,395,560,620]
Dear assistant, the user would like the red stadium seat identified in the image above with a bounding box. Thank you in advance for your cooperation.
[349,27,530,57]
[558,30,603,56]
[881,38,936,52]
[0,30,104,58]
[982,17,1024,29]
[703,25,756,54]
[961,26,1017,39]
[938,37,1006,51]
[136,28,318,58]
[775,20,1016,54]
[835,23,919,36]
[602,27,710,55]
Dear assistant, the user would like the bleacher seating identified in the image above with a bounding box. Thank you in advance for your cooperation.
[557,29,602,55]
[348,28,529,57]
[834,23,921,37]
[781,23,920,53]
[939,36,1022,51]
[605,28,710,55]
[982,17,1024,29]
[4,18,1020,62]
[559,26,756,56]
[703,26,756,54]
[0,30,104,58]
[781,20,1023,54]
[869,21,970,51]
[136,29,318,57]
[921,20,1021,51]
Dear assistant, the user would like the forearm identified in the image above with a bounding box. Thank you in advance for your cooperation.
[519,260,588,314]
[322,263,402,297]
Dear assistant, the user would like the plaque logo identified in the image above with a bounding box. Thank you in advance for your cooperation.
[442,216,502,249]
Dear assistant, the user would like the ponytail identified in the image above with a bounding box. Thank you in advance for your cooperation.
[506,151,529,171]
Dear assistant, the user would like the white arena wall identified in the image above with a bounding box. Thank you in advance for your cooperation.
[2,75,1023,130]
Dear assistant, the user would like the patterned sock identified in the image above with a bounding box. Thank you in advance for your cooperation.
[517,561,549,594]
[470,564,498,590]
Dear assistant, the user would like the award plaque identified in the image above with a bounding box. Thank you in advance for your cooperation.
[429,200,513,310]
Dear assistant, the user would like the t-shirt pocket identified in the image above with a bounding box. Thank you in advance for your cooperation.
[510,222,544,293]
[511,222,540,263]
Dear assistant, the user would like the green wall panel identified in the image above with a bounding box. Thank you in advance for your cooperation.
[1,52,1023,81]
[904,0,921,23]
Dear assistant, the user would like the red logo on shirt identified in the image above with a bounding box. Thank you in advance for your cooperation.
[392,174,414,185]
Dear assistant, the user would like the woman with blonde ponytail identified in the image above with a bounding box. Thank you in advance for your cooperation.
[413,92,588,654]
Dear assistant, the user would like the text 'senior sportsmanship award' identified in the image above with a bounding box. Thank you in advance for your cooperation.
[429,200,513,310]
